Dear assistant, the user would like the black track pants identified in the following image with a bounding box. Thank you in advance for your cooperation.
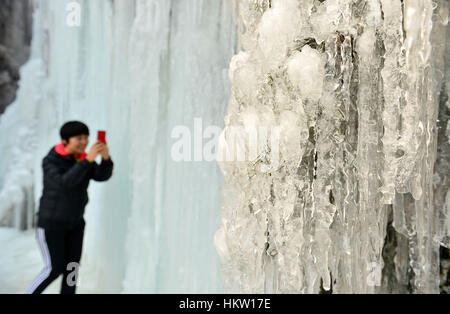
[26,219,85,294]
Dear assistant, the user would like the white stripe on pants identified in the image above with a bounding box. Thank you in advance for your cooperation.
[26,228,52,294]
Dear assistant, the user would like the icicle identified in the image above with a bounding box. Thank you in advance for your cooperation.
[216,0,449,294]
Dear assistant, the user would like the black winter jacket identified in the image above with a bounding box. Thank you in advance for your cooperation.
[37,146,114,229]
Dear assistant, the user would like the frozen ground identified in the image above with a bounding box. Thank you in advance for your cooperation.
[0,227,58,293]
[0,227,99,294]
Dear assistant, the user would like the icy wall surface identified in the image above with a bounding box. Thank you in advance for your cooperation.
[215,0,449,293]
[1,0,448,294]
[0,0,238,293]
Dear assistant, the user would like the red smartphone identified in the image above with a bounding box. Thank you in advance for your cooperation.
[97,130,106,144]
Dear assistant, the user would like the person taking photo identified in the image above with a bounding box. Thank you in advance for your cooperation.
[26,121,114,294]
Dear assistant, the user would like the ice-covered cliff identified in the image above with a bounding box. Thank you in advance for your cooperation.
[0,0,238,293]
[215,0,449,294]
[0,0,448,294]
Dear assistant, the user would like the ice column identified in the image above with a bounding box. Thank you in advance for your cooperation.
[215,0,449,294]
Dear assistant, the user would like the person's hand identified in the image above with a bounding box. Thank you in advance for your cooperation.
[98,142,110,160]
[86,142,103,162]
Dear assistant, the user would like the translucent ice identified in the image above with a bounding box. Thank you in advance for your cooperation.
[216,0,450,294]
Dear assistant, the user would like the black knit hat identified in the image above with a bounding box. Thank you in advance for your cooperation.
[60,121,90,142]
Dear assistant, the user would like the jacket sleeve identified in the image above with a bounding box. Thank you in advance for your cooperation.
[43,157,94,188]
[91,158,114,182]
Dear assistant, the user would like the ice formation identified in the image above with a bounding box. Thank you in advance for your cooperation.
[0,0,448,294]
[0,0,238,293]
[215,0,449,293]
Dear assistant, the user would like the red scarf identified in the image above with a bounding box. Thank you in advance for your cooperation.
[55,142,87,161]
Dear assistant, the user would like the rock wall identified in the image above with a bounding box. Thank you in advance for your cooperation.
[0,0,33,115]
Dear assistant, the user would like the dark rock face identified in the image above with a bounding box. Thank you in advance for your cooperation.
[0,0,33,115]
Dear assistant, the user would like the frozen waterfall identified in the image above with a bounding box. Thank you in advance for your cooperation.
[0,0,238,293]
[215,0,449,294]
[0,0,448,294]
